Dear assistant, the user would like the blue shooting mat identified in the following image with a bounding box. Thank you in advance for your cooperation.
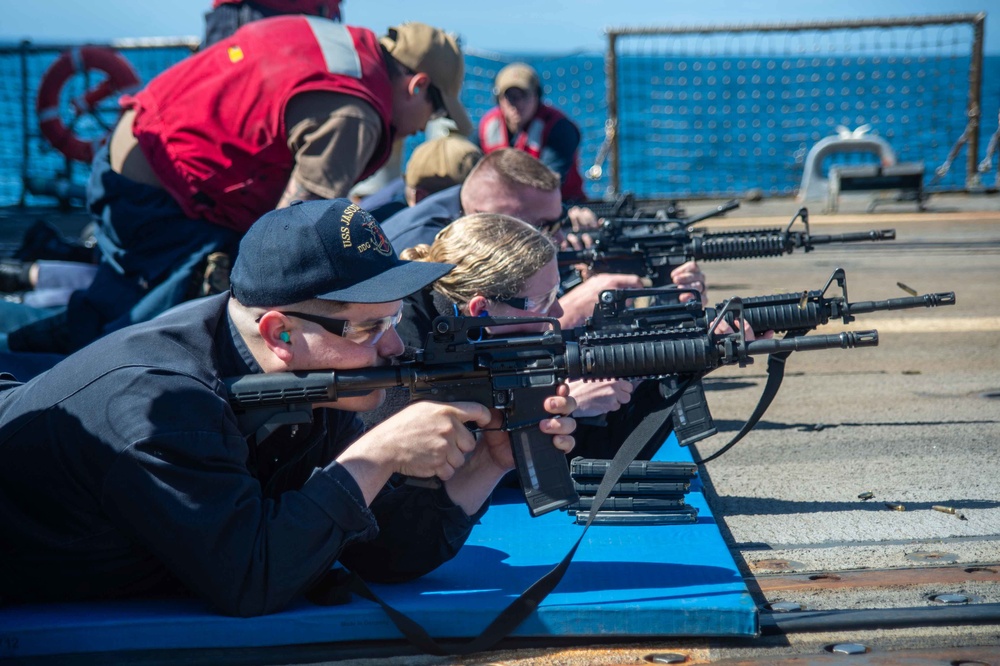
[0,434,757,660]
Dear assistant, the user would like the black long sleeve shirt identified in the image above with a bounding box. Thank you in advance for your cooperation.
[0,294,484,616]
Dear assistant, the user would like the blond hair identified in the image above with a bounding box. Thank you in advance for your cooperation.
[400,213,556,306]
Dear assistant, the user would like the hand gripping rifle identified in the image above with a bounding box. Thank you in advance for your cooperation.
[560,204,896,288]
[225,304,878,517]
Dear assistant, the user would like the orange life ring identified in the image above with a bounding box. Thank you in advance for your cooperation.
[36,46,141,164]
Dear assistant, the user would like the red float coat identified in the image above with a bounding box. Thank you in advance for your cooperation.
[123,17,392,231]
[478,104,586,202]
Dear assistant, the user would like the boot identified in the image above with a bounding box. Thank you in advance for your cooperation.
[0,259,32,293]
[15,219,96,264]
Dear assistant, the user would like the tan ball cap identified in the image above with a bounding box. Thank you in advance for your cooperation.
[380,22,473,136]
[494,62,540,96]
[405,135,483,192]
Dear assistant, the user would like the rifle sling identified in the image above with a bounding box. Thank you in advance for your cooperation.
[319,379,691,656]
[694,350,793,464]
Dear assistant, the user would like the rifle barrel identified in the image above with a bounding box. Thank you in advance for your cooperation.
[805,229,896,245]
[745,330,879,353]
[571,330,878,378]
[847,291,956,314]
[682,198,741,227]
[727,290,955,332]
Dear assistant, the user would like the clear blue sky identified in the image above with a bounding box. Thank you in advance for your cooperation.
[0,0,996,54]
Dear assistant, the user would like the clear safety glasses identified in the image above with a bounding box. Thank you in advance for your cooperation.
[492,285,560,315]
[261,309,403,347]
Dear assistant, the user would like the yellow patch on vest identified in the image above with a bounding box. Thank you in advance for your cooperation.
[227,46,244,63]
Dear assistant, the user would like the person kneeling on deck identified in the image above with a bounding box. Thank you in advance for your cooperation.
[0,17,471,356]
[0,199,576,617]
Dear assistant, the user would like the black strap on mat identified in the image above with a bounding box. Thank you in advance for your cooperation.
[321,379,691,656]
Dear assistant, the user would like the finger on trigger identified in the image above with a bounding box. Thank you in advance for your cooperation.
[454,401,492,427]
[446,447,467,470]
[455,428,478,454]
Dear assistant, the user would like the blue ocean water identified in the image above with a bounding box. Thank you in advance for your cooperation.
[1,46,997,207]
[465,52,1000,199]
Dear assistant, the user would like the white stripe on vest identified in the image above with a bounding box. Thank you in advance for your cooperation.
[525,118,545,152]
[304,18,362,78]
[484,116,505,148]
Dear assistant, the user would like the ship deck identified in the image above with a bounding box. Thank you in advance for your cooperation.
[1,190,999,665]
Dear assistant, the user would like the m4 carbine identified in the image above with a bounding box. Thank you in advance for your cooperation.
[713,267,956,334]
[584,195,735,230]
[560,205,895,288]
[581,269,955,452]
[225,301,878,518]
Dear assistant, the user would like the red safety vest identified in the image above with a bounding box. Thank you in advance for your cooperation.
[478,104,586,202]
[124,17,392,231]
[212,0,342,20]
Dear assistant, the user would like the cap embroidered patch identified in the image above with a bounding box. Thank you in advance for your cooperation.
[230,198,453,306]
[338,202,392,256]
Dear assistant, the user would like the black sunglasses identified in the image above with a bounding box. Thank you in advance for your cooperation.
[536,203,571,236]
[502,87,531,104]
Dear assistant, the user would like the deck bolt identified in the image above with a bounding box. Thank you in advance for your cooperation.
[931,593,969,604]
[643,653,687,664]
[826,642,868,654]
